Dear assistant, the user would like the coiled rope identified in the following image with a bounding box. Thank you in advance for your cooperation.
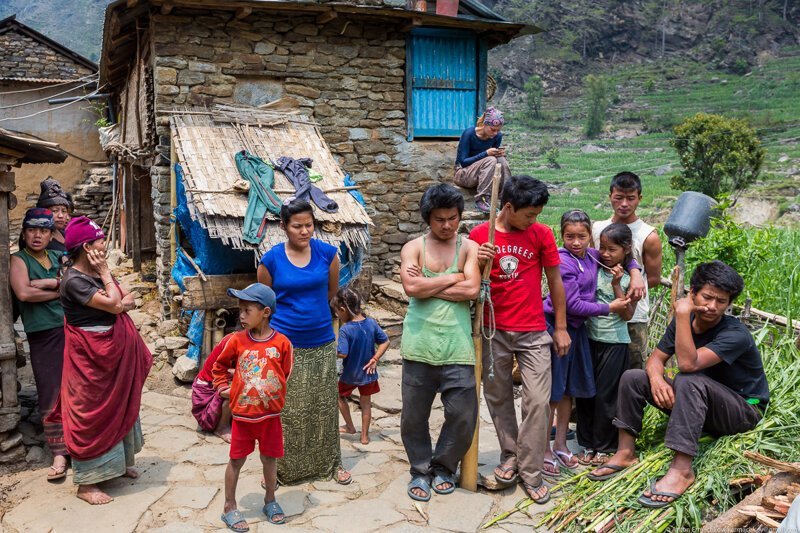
[479,278,497,381]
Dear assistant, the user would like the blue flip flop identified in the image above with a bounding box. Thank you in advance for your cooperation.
[221,509,249,532]
[431,472,456,495]
[407,476,432,502]
[263,501,286,525]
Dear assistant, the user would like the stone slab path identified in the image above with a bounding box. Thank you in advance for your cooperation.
[0,359,583,532]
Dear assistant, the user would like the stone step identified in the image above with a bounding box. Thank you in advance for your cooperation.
[371,275,408,317]
[364,303,403,349]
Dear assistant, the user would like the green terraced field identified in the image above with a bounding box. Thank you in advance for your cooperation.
[502,50,800,228]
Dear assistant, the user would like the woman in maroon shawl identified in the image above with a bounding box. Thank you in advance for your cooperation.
[47,216,152,505]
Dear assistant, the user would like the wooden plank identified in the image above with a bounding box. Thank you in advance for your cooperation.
[131,166,142,271]
[181,274,257,310]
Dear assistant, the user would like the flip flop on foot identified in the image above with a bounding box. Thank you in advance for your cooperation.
[587,463,628,481]
[591,452,611,466]
[638,481,687,509]
[47,463,67,482]
[542,457,560,479]
[494,463,519,485]
[554,450,579,469]
[523,481,550,504]
[432,472,456,495]
[221,509,249,532]
[336,467,352,485]
[407,476,431,502]
[263,501,285,525]
[576,449,596,466]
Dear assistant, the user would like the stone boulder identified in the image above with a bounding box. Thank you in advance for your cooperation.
[172,355,199,383]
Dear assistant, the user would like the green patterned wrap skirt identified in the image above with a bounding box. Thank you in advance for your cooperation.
[277,341,341,484]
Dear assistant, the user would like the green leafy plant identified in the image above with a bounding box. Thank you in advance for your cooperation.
[670,113,766,198]
[523,74,544,122]
[583,74,613,138]
[545,145,561,169]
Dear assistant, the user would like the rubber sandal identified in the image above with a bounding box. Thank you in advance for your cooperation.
[554,450,578,469]
[637,481,684,509]
[336,467,352,485]
[591,452,611,466]
[431,472,456,495]
[263,500,286,525]
[407,476,432,502]
[221,509,249,532]
[577,449,596,466]
[587,463,627,481]
[47,464,68,482]
[542,458,560,479]
[523,481,551,504]
[493,463,519,485]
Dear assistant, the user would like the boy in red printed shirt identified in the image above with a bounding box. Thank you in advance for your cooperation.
[213,283,293,531]
[469,175,570,505]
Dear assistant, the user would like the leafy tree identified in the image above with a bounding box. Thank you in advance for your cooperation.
[670,113,766,198]
[583,74,612,138]
[523,74,544,121]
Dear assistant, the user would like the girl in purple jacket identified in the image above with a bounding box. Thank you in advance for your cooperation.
[542,210,642,476]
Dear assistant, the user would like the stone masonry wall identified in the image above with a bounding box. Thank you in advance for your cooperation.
[148,9,468,285]
[0,29,95,80]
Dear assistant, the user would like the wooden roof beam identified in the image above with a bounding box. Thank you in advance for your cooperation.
[316,10,337,25]
[235,7,252,20]
[401,17,422,33]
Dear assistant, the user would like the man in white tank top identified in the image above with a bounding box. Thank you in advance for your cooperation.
[592,172,663,369]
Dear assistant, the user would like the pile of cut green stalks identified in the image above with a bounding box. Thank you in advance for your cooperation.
[482,327,800,531]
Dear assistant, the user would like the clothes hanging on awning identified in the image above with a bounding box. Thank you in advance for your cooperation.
[235,150,282,245]
[275,156,338,213]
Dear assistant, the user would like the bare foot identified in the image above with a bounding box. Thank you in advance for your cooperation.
[360,433,370,445]
[644,468,695,503]
[123,467,139,479]
[214,429,232,443]
[339,425,356,435]
[590,450,637,478]
[77,484,114,505]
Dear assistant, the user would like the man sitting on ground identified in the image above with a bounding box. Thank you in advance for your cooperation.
[588,261,769,509]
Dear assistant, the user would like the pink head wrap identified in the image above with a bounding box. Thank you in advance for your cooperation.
[64,216,105,251]
[482,107,505,127]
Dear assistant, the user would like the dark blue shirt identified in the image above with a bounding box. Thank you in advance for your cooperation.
[260,238,337,348]
[337,317,389,386]
[455,126,503,167]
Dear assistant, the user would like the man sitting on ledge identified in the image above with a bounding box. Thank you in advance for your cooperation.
[588,260,769,508]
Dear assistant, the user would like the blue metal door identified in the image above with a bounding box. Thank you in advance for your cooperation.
[407,28,487,139]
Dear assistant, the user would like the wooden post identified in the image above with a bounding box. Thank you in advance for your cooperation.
[461,163,502,492]
[169,137,179,318]
[0,163,19,409]
[667,247,686,323]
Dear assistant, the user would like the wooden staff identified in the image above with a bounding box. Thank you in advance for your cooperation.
[667,246,686,323]
[461,163,503,492]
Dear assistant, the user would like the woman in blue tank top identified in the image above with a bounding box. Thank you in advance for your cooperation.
[257,199,351,485]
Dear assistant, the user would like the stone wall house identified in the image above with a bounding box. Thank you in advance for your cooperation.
[0,15,108,232]
[99,0,533,299]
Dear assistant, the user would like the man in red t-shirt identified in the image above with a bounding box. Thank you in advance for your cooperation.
[469,175,570,504]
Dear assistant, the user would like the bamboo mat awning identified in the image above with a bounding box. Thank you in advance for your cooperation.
[169,105,371,258]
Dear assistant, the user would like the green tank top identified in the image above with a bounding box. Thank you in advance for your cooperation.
[12,249,64,333]
[401,235,475,366]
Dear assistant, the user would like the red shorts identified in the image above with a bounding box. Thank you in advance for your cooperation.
[229,417,284,460]
[338,380,380,397]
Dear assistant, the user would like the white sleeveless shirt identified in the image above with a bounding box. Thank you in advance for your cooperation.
[592,218,656,324]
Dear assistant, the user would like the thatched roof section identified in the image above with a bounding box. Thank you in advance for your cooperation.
[170,104,371,257]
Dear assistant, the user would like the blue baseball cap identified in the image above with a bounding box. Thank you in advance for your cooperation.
[227,283,276,311]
